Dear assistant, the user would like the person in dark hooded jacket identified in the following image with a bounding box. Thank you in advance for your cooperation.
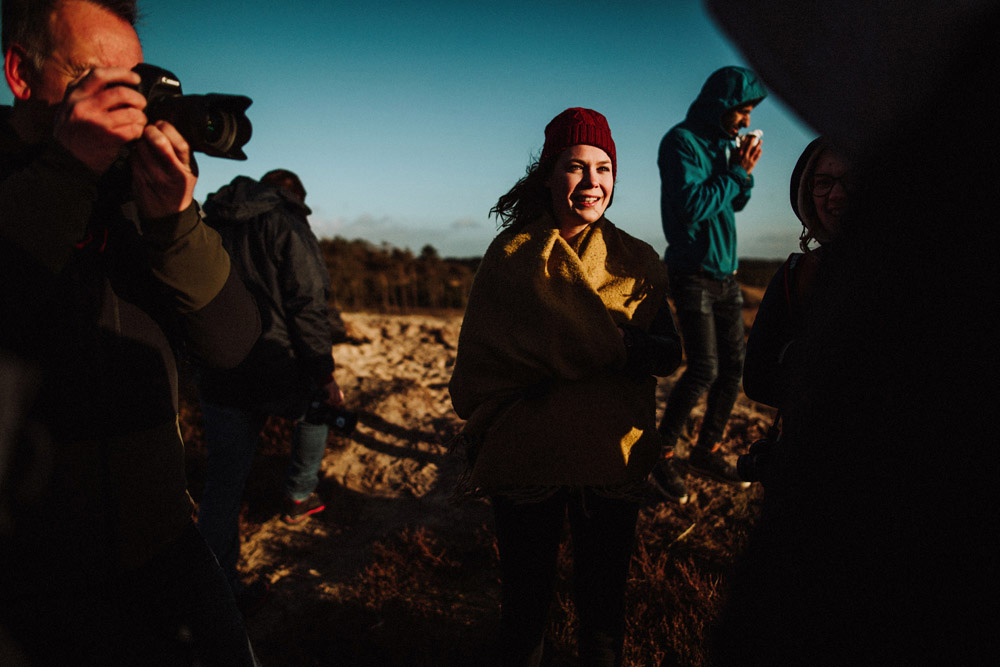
[195,170,346,606]
[736,137,855,485]
[741,137,853,411]
[649,65,767,503]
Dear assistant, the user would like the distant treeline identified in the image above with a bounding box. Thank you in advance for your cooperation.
[319,237,478,312]
[319,237,784,312]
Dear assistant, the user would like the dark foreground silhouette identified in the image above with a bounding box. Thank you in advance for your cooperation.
[706,1,1000,664]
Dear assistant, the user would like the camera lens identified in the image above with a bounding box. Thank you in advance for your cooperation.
[131,64,252,160]
[204,109,225,144]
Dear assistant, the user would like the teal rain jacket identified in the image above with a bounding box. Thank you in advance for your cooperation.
[659,66,767,279]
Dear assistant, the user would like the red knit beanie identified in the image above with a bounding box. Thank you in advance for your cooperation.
[539,107,617,178]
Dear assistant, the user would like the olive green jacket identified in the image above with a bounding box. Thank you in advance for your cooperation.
[0,106,260,590]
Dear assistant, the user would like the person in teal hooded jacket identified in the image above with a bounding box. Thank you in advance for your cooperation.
[650,66,767,503]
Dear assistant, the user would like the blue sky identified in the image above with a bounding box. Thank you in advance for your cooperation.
[3,0,817,259]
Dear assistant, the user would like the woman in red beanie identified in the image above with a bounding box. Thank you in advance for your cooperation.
[450,108,681,666]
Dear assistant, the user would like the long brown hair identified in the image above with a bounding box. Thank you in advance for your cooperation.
[489,156,554,234]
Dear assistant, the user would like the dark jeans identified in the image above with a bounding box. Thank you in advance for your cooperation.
[659,269,745,451]
[491,488,640,667]
[1,521,258,666]
[199,399,330,593]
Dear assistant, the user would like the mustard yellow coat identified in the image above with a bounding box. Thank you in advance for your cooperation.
[449,215,668,491]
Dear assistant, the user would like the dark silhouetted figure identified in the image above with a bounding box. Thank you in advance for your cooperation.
[0,0,260,663]
[705,1,1000,664]
[196,169,346,611]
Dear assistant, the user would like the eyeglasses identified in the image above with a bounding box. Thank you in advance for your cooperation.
[808,174,853,196]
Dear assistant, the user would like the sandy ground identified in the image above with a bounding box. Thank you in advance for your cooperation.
[236,311,471,582]
[203,292,771,663]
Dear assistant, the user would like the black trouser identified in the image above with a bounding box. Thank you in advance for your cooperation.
[659,269,745,451]
[491,488,640,667]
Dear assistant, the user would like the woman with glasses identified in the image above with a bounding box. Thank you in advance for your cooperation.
[738,137,855,482]
[449,108,680,666]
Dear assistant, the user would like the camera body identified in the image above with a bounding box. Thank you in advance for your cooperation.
[132,64,252,160]
[303,395,358,436]
[737,428,781,484]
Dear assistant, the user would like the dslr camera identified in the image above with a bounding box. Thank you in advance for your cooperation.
[131,64,252,160]
[736,435,774,484]
[303,391,358,436]
[737,414,782,485]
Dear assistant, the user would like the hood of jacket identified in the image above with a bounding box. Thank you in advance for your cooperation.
[789,137,827,240]
[202,175,312,225]
[685,66,768,137]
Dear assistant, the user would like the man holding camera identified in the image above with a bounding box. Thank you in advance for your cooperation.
[1,0,260,663]
[195,169,347,608]
[651,66,766,503]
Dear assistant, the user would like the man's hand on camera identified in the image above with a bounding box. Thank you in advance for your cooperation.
[131,120,197,219]
[322,377,345,407]
[54,67,146,174]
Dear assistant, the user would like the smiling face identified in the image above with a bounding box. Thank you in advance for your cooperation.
[810,149,851,240]
[546,144,614,240]
[720,103,754,138]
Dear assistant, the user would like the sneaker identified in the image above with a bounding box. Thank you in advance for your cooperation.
[650,458,689,504]
[687,446,751,488]
[235,577,270,618]
[282,492,326,524]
